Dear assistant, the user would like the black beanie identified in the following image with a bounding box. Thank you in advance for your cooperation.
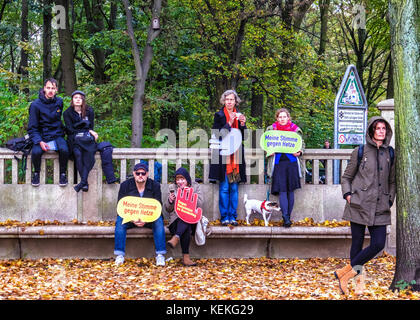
[174,167,192,186]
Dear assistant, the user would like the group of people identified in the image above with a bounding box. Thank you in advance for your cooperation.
[208,91,303,228]
[28,82,396,296]
[27,78,117,191]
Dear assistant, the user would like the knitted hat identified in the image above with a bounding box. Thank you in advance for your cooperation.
[174,167,192,186]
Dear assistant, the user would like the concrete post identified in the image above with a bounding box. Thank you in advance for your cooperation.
[377,98,396,255]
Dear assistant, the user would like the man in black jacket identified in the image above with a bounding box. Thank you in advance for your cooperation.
[27,78,69,187]
[114,162,167,266]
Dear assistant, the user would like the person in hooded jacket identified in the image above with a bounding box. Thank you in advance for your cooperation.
[334,116,396,296]
[165,167,203,266]
[63,90,98,192]
[27,78,69,187]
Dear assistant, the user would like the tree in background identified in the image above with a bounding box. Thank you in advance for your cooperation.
[0,0,395,150]
[389,0,420,292]
[56,0,77,95]
[122,0,163,148]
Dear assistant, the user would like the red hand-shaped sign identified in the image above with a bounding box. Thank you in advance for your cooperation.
[174,187,202,224]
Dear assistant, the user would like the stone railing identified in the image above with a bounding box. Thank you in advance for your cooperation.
[0,147,352,224]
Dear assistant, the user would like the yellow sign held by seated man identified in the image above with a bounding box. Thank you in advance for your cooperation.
[117,196,162,224]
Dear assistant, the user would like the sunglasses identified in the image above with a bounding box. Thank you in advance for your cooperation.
[134,171,147,176]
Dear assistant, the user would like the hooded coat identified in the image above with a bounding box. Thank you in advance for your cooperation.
[341,116,396,226]
[27,89,65,145]
[164,167,203,227]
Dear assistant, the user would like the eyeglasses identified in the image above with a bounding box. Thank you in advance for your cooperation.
[134,171,147,176]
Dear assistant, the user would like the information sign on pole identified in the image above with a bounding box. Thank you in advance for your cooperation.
[333,65,368,183]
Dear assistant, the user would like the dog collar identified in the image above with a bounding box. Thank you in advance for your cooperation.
[260,200,269,212]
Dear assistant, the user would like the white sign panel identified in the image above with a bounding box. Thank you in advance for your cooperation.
[338,109,365,122]
[338,121,364,133]
[338,133,364,145]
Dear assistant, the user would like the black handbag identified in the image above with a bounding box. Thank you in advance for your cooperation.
[75,132,94,143]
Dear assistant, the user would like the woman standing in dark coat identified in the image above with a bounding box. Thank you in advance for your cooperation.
[335,116,396,296]
[63,91,98,192]
[208,89,247,226]
[266,108,304,228]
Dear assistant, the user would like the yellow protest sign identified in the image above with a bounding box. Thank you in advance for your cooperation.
[117,196,162,224]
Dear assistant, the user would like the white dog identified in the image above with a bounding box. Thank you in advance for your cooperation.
[243,194,280,226]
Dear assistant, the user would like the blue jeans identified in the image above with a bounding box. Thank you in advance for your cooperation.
[114,215,166,256]
[219,174,238,222]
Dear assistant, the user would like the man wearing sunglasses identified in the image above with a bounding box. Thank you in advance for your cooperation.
[114,162,167,266]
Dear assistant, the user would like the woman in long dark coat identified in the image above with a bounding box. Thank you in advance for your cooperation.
[63,90,98,192]
[208,89,247,226]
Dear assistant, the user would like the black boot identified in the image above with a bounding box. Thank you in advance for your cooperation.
[74,182,85,192]
[81,183,89,192]
[283,214,292,228]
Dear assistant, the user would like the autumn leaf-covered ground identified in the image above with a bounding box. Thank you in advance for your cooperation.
[0,253,419,300]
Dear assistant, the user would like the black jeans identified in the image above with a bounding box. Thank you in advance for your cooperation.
[350,222,387,270]
[169,218,193,254]
[73,146,95,184]
[31,136,69,174]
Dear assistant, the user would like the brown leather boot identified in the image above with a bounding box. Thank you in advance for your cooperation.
[354,273,365,295]
[334,264,357,295]
[182,254,197,266]
[167,235,179,249]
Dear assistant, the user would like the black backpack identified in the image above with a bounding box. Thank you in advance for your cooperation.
[5,134,33,171]
[357,144,395,169]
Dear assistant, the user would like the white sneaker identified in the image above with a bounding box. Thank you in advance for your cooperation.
[156,254,165,266]
[115,255,124,266]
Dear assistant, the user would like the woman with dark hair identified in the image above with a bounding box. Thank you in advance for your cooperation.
[165,167,203,266]
[63,90,98,192]
[335,116,396,296]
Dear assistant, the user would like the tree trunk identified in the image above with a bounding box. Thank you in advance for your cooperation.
[43,0,53,82]
[123,0,162,148]
[82,0,107,84]
[389,0,420,292]
[18,0,29,94]
[313,0,330,88]
[386,58,394,99]
[356,27,366,91]
[0,0,9,22]
[251,40,265,128]
[56,0,77,95]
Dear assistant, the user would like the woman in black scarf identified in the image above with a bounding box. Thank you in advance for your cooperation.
[63,90,98,192]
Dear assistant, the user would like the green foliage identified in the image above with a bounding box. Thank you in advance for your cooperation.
[394,280,417,291]
[0,0,392,150]
[0,75,30,144]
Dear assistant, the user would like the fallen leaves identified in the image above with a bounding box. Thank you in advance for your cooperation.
[0,219,115,228]
[0,254,418,300]
[0,218,350,228]
[210,217,351,227]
